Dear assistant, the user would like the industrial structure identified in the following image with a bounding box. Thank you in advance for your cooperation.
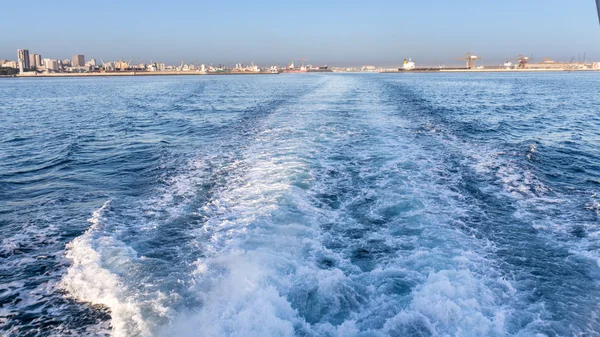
[505,54,533,69]
[455,52,481,69]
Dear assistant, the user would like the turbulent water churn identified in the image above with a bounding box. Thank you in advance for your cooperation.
[1,73,600,336]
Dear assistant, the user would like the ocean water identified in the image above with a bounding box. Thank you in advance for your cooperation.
[1,73,600,337]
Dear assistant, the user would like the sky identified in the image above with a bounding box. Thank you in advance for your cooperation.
[1,0,599,67]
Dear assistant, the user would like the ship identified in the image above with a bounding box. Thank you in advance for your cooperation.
[393,58,416,71]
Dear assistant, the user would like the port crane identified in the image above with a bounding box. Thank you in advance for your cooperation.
[507,54,533,69]
[455,52,481,69]
[99,58,112,71]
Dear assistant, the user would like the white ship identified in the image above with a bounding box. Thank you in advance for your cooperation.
[402,58,416,70]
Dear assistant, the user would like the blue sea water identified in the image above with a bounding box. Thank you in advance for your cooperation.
[1,73,600,337]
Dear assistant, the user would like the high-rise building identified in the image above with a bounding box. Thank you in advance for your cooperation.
[28,53,42,69]
[72,54,85,67]
[43,59,59,71]
[17,49,30,72]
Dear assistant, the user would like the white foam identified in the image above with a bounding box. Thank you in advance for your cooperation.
[60,201,176,337]
[160,251,299,337]
[61,76,521,336]
[397,269,506,336]
[155,77,516,336]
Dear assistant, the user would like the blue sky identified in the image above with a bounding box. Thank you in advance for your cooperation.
[1,0,599,66]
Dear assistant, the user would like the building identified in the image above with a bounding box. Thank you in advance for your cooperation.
[43,59,59,71]
[28,53,42,69]
[72,54,85,67]
[1,61,18,68]
[17,49,30,72]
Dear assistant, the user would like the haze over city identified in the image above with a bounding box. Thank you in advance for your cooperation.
[2,0,600,67]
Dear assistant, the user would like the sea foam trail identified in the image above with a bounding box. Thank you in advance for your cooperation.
[60,74,593,337]
[59,75,511,337]
[151,76,513,336]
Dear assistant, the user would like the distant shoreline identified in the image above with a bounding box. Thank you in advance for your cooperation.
[3,68,598,79]
[10,71,279,78]
[380,68,599,73]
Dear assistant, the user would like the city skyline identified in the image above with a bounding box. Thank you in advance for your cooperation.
[1,0,599,66]
[4,47,599,70]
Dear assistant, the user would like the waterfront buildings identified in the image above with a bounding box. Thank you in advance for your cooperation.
[17,49,30,73]
[72,55,85,67]
[1,60,17,68]
[8,48,599,76]
[42,59,59,71]
[29,54,42,69]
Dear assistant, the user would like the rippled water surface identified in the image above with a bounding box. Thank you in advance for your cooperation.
[2,73,600,336]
